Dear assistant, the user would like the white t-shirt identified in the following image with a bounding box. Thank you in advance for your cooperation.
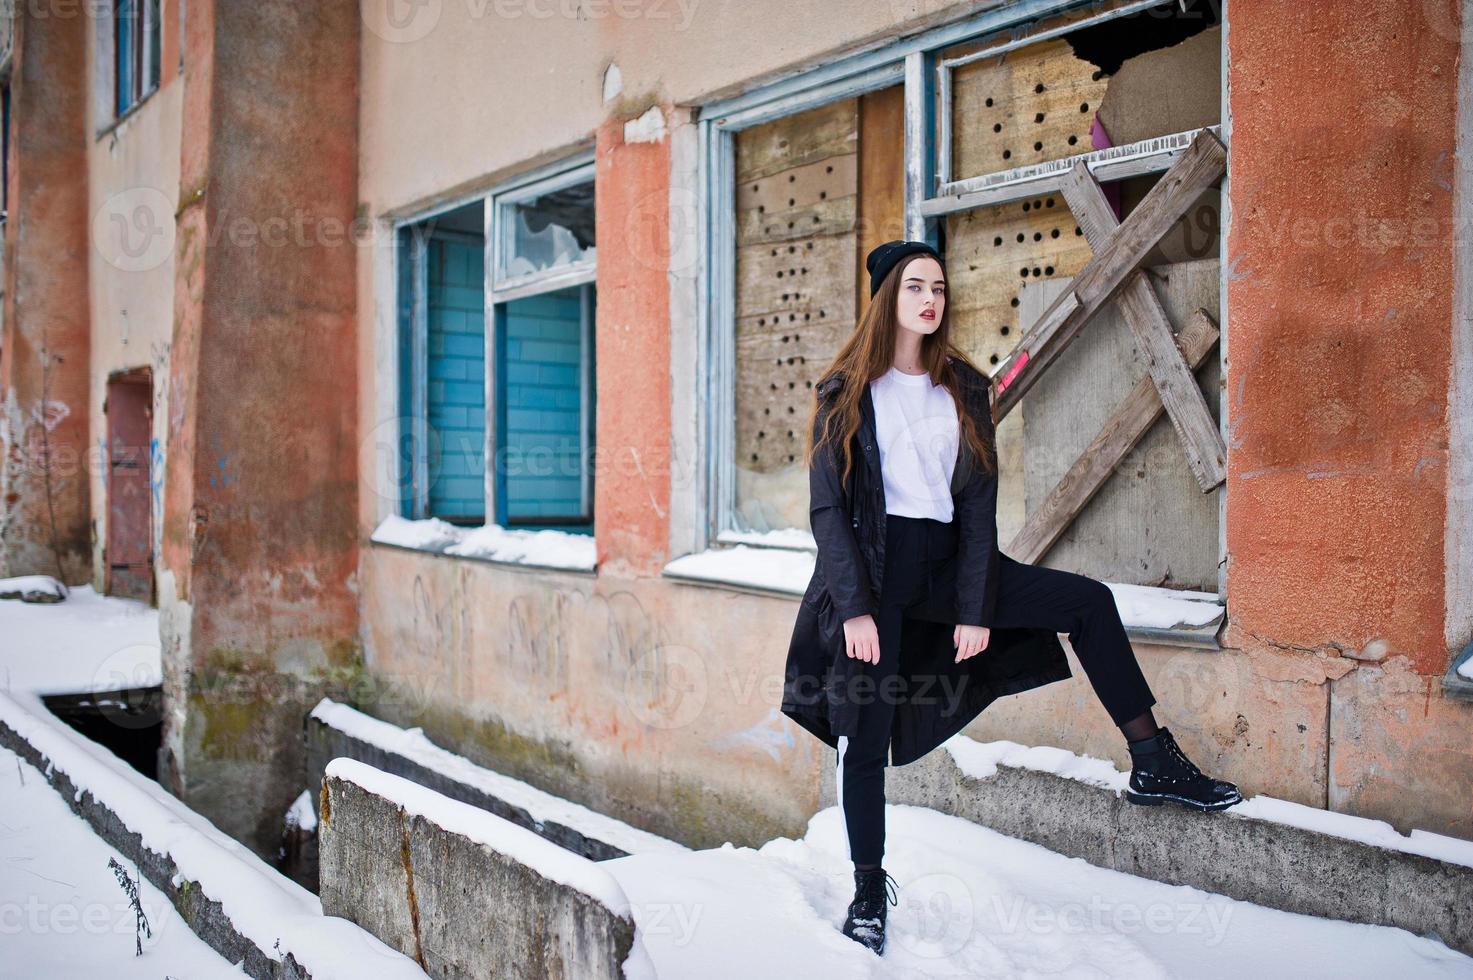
[869,366,959,522]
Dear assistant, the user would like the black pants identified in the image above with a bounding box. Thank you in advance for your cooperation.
[836,514,1158,867]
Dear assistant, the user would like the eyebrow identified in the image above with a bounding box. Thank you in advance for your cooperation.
[903,276,946,285]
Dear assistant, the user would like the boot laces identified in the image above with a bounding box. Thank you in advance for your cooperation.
[854,869,900,913]
[1165,734,1204,779]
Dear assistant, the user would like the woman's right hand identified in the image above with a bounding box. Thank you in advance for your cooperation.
[843,614,880,664]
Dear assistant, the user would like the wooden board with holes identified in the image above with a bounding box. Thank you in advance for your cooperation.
[734,98,859,527]
[945,34,1110,181]
[945,194,1093,373]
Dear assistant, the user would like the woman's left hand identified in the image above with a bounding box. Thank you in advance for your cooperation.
[953,624,990,663]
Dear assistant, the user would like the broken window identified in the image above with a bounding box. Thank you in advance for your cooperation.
[395,163,597,533]
[702,0,1227,605]
[398,201,489,524]
[936,1,1223,591]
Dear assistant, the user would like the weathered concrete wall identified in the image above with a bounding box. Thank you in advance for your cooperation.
[355,0,987,217]
[1223,0,1472,837]
[864,738,1473,957]
[0,6,93,584]
[320,759,636,979]
[358,543,820,848]
[84,3,185,596]
[157,0,364,860]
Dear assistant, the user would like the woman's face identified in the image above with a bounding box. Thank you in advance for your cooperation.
[894,255,946,337]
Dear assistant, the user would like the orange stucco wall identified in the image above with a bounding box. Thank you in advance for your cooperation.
[593,108,674,577]
[1223,0,1460,677]
[0,8,92,584]
[158,0,363,858]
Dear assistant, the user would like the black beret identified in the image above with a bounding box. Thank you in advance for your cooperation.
[865,239,942,298]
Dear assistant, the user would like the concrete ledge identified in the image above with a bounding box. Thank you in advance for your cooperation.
[320,758,640,979]
[0,691,424,980]
[824,734,1473,957]
[306,699,685,863]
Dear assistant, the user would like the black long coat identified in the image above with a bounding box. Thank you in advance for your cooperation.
[780,355,1072,766]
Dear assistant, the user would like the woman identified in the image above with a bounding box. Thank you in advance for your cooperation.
[780,239,1242,957]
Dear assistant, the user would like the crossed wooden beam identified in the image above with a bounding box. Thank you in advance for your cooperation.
[989,129,1228,565]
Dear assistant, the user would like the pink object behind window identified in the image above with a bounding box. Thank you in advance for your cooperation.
[997,350,1030,394]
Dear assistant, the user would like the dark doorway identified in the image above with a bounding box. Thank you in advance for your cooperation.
[105,369,154,603]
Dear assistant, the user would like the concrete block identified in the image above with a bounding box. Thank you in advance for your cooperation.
[320,761,636,979]
[880,737,1473,956]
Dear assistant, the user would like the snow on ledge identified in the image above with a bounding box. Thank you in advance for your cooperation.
[1102,580,1223,630]
[663,543,1222,631]
[941,732,1473,870]
[662,543,816,596]
[0,690,425,979]
[326,757,631,916]
[310,699,686,857]
[370,515,596,572]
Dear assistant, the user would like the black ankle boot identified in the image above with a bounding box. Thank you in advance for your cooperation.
[840,866,899,955]
[1126,726,1243,812]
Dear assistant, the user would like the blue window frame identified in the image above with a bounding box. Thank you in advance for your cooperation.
[395,155,596,532]
[114,0,161,118]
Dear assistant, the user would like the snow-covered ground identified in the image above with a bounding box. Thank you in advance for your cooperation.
[0,740,247,979]
[3,588,1472,978]
[609,804,1473,978]
[0,585,160,696]
[0,589,426,979]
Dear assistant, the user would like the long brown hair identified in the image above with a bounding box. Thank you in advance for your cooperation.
[804,252,997,493]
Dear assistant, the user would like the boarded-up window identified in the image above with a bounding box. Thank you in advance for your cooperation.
[730,89,904,535]
[942,14,1223,589]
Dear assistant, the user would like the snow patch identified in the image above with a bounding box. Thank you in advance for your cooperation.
[662,544,1222,631]
[944,735,1129,792]
[285,789,317,833]
[1102,580,1223,630]
[371,514,596,571]
[623,105,666,144]
[0,575,67,603]
[0,584,160,695]
[662,544,815,595]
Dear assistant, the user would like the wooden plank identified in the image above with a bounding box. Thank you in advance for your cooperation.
[1060,162,1227,491]
[993,127,1226,421]
[857,85,907,316]
[1008,308,1220,564]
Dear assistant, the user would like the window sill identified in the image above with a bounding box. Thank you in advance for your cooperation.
[660,544,1226,647]
[369,515,596,575]
[96,85,161,141]
[1440,640,1473,702]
